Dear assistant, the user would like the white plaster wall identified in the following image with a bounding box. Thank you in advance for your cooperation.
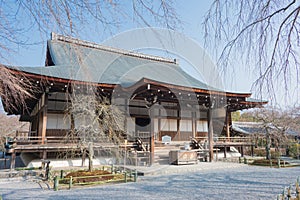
[161,119,177,131]
[47,113,70,129]
[180,120,192,131]
[197,120,208,132]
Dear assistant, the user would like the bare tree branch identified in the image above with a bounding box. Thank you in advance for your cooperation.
[0,1,180,114]
[204,1,300,104]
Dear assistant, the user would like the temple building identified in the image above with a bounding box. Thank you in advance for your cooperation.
[0,33,267,167]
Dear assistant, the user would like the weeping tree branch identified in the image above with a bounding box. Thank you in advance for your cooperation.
[0,66,37,113]
[204,0,300,103]
[65,88,125,171]
[0,1,179,114]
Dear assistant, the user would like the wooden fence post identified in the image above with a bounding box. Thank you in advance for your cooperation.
[69,176,73,190]
[282,188,285,200]
[296,181,300,200]
[277,194,282,200]
[287,185,291,199]
[60,170,64,179]
[111,164,114,174]
[134,169,137,182]
[276,194,280,200]
[54,176,59,191]
[124,172,127,183]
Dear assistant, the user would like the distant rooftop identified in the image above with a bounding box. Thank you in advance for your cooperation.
[232,121,299,136]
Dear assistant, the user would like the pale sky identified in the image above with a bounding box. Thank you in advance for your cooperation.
[2,1,291,108]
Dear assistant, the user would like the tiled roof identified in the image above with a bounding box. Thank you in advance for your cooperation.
[232,121,299,136]
[232,122,265,135]
[8,34,215,90]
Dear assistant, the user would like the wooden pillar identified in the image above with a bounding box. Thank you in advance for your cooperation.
[41,150,47,169]
[224,145,227,159]
[149,108,155,166]
[31,115,38,137]
[124,99,128,133]
[42,150,47,160]
[158,105,161,141]
[241,145,244,157]
[10,151,16,171]
[207,106,214,162]
[192,111,196,138]
[41,93,48,145]
[226,111,231,139]
[177,108,180,141]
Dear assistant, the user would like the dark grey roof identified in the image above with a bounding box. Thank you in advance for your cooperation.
[232,122,265,135]
[246,97,267,103]
[232,121,299,136]
[8,39,215,90]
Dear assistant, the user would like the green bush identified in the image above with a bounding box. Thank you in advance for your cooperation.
[252,148,281,158]
[253,148,266,157]
[270,151,281,159]
[288,143,300,158]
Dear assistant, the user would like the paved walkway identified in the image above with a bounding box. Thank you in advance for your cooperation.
[1,154,300,199]
[0,162,300,199]
[125,161,244,176]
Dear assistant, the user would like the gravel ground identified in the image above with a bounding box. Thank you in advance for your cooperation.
[0,163,299,200]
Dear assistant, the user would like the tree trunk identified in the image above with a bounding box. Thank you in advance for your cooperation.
[88,142,94,172]
[265,130,271,160]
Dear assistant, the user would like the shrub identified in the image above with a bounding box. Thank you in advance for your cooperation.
[288,143,300,158]
[252,148,282,158]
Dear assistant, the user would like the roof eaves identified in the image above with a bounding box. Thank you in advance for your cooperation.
[244,97,268,104]
[50,32,178,65]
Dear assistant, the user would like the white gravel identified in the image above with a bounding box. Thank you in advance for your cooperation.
[0,163,299,200]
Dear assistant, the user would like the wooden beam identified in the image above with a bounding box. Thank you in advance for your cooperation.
[41,93,48,145]
[177,108,180,141]
[42,150,47,160]
[158,104,161,141]
[124,99,128,134]
[207,106,214,162]
[10,151,16,171]
[226,111,230,139]
[150,108,155,166]
[192,111,196,138]
[241,145,244,157]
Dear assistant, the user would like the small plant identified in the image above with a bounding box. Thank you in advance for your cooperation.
[288,143,300,159]
[253,148,266,157]
[252,148,281,159]
[251,159,288,167]
[63,170,114,184]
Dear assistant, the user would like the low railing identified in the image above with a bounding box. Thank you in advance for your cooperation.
[53,166,137,190]
[135,131,150,140]
[7,136,81,145]
[193,136,253,144]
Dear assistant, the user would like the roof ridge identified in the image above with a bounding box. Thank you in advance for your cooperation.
[51,32,177,64]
